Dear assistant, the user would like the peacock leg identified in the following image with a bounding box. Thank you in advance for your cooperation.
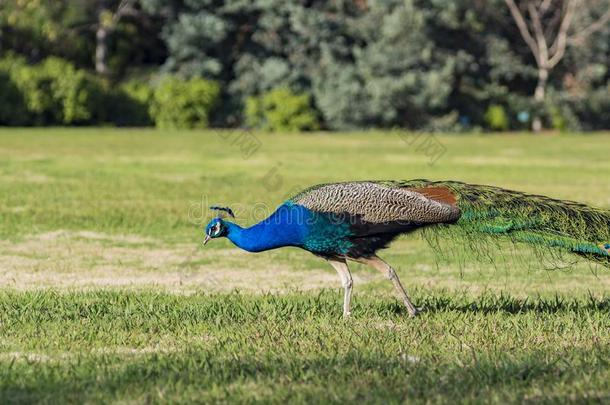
[357,256,419,317]
[327,258,353,318]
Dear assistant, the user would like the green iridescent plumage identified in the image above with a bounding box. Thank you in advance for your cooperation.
[393,180,610,267]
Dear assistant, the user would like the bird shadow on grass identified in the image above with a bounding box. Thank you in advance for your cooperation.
[375,293,610,316]
[256,289,610,317]
[186,288,610,318]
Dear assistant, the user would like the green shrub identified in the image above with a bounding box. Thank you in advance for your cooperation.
[484,104,509,131]
[0,71,28,126]
[244,97,263,128]
[150,76,220,129]
[548,105,569,132]
[122,80,154,107]
[579,85,610,130]
[245,88,319,132]
[119,80,155,126]
[5,57,104,125]
[547,87,609,131]
[0,55,28,125]
[102,80,155,126]
[0,53,27,73]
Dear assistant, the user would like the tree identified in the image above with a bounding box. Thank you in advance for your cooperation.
[95,0,137,76]
[313,0,456,129]
[0,0,164,78]
[0,1,88,62]
[504,0,610,131]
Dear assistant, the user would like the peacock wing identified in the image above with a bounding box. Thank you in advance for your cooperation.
[289,181,461,225]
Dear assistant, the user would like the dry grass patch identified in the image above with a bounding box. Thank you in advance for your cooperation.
[0,231,371,292]
[2,230,610,297]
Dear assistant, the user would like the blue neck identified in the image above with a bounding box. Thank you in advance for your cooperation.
[224,204,310,252]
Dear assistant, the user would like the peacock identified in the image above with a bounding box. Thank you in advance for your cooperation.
[203,180,610,317]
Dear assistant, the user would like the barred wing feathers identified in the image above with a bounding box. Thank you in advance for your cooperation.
[290,181,461,225]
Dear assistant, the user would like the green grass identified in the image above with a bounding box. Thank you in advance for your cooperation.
[2,290,610,403]
[1,128,610,403]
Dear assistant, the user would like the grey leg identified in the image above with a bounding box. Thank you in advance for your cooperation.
[357,255,419,317]
[327,258,353,318]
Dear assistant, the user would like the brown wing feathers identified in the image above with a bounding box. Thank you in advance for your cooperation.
[292,182,461,225]
[406,186,458,206]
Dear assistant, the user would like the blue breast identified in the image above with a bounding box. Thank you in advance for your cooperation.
[231,203,354,255]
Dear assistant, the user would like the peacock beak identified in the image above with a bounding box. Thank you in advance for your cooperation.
[203,234,211,245]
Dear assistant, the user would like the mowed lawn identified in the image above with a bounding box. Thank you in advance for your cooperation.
[0,128,609,403]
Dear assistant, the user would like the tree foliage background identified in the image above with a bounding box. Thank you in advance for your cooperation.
[1,0,609,130]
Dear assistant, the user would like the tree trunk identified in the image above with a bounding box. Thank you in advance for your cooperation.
[95,24,110,77]
[532,67,548,132]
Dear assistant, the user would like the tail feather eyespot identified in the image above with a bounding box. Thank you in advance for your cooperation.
[602,243,610,253]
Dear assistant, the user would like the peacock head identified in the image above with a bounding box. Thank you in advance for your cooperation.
[203,206,235,245]
[203,217,228,245]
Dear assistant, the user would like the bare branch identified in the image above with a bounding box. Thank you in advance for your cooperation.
[112,0,137,26]
[540,0,554,13]
[548,0,575,68]
[528,2,549,66]
[544,7,562,39]
[505,0,541,65]
[568,6,610,45]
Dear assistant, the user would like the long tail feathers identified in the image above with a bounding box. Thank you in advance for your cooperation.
[427,181,610,268]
